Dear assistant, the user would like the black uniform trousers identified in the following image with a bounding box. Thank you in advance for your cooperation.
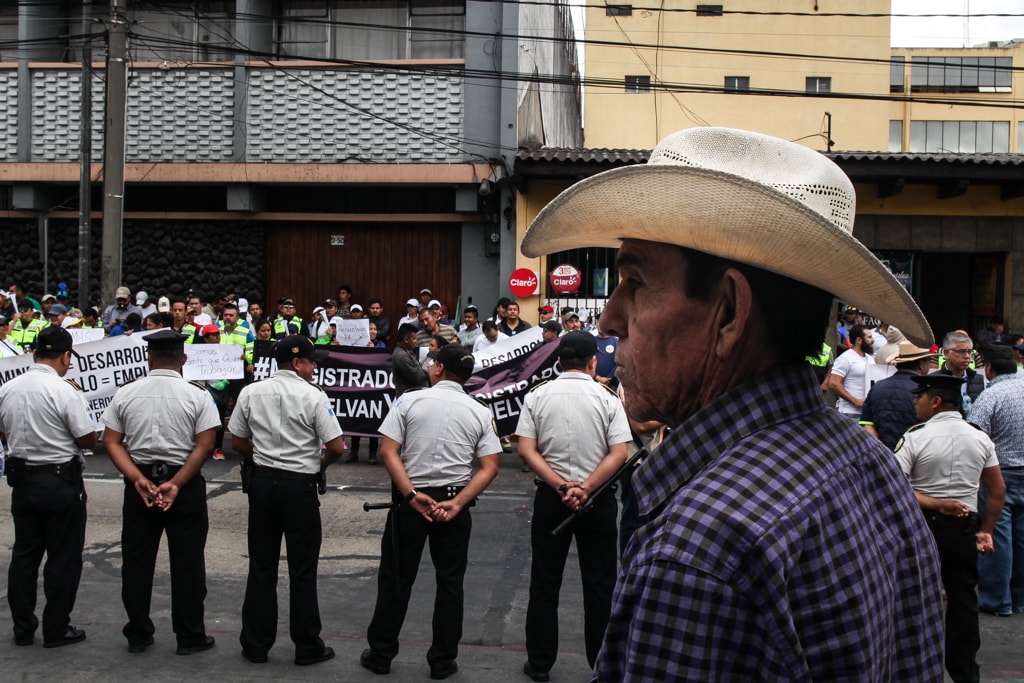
[8,468,86,643]
[526,484,617,672]
[240,472,325,659]
[366,492,472,668]
[121,473,208,648]
[925,511,982,683]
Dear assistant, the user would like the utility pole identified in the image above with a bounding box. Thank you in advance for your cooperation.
[101,0,128,308]
[78,6,93,311]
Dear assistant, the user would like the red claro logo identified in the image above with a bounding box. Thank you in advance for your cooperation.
[509,268,539,297]
[549,264,581,294]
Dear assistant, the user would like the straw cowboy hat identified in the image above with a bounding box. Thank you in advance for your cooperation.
[521,127,933,347]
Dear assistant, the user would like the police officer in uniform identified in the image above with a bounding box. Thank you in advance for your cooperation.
[516,331,631,682]
[895,373,1006,683]
[0,326,96,647]
[9,299,47,350]
[100,329,221,655]
[361,343,500,680]
[228,335,345,666]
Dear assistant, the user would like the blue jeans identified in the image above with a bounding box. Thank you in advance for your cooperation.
[978,468,1024,614]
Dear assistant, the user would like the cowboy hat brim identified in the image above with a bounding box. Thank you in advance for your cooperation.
[521,164,933,347]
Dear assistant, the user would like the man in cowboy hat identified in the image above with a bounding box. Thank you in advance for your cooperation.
[859,340,936,451]
[520,127,943,680]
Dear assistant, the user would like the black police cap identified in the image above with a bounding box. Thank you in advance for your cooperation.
[910,373,965,394]
[143,329,189,350]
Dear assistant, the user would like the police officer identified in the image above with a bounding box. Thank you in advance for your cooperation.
[0,326,96,647]
[895,373,1006,683]
[100,329,221,655]
[228,335,345,666]
[272,298,303,339]
[9,299,47,350]
[516,331,631,682]
[361,343,500,680]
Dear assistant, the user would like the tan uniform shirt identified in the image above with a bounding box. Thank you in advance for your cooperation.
[100,369,221,465]
[0,364,95,464]
[228,369,343,474]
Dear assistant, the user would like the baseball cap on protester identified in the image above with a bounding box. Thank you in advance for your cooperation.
[114,286,130,300]
[350,304,363,313]
[41,293,57,303]
[406,298,420,308]
[539,305,554,314]
[558,331,597,361]
[35,326,78,356]
[199,324,220,337]
[157,296,171,313]
[135,291,149,305]
[434,344,474,381]
[275,335,329,364]
[47,304,68,316]
[541,320,562,334]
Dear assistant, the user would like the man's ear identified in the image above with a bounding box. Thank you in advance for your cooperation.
[715,268,756,359]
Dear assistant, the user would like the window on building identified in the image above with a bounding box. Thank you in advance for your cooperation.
[129,1,236,62]
[890,56,905,92]
[606,5,633,16]
[910,56,1012,93]
[1019,122,1024,153]
[277,0,466,61]
[725,76,750,92]
[625,75,651,92]
[806,77,831,93]
[889,120,903,152]
[0,5,16,61]
[696,5,724,16]
[908,120,1010,153]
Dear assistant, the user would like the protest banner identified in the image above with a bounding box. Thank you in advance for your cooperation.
[472,326,546,372]
[465,337,561,437]
[182,344,245,380]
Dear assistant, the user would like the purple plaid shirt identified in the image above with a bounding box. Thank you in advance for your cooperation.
[594,364,944,682]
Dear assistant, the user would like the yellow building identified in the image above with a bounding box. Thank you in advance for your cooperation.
[513,2,1024,341]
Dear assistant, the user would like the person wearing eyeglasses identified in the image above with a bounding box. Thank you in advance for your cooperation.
[937,330,985,417]
[272,298,303,340]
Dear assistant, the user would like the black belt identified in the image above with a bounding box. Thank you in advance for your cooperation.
[25,459,80,477]
[131,461,183,484]
[393,484,466,502]
[252,464,318,482]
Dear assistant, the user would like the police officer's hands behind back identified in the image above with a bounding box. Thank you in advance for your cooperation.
[408,491,439,522]
[134,477,159,508]
[154,481,180,511]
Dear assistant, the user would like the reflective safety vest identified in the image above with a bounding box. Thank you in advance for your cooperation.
[171,323,197,344]
[273,316,303,339]
[218,322,254,364]
[9,318,49,350]
[806,341,832,367]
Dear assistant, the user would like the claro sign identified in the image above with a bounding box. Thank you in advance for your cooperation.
[549,263,582,294]
[508,268,539,297]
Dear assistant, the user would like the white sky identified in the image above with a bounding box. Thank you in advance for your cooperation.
[891,0,1024,47]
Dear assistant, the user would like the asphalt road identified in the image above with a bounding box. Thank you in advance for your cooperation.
[0,445,1022,682]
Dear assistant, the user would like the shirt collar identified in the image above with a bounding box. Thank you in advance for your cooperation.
[434,379,467,393]
[927,410,962,423]
[30,363,59,377]
[990,373,1016,387]
[636,363,826,516]
[149,368,182,378]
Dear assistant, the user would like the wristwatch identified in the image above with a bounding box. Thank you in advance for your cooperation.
[404,488,419,504]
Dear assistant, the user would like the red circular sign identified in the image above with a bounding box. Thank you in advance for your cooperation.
[508,268,539,297]
[549,263,582,294]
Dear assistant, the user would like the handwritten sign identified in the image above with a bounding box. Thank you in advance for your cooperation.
[335,318,370,347]
[182,344,245,380]
[67,328,104,345]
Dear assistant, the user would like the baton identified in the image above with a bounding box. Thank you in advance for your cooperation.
[363,501,399,511]
[551,447,647,537]
[364,499,402,598]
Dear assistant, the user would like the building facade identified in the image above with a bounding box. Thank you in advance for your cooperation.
[0,0,581,324]
[512,1,1024,341]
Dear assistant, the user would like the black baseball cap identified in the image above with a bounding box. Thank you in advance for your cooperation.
[275,335,328,364]
[143,329,189,350]
[434,343,474,381]
[910,374,965,394]
[541,320,562,334]
[36,326,78,356]
[558,331,596,361]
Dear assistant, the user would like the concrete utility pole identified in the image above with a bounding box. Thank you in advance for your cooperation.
[79,6,93,310]
[100,0,128,307]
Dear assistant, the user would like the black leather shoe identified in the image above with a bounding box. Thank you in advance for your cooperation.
[295,646,335,666]
[360,648,391,674]
[14,634,34,646]
[523,661,550,682]
[242,648,268,664]
[430,660,458,679]
[128,636,155,653]
[43,627,86,648]
[176,635,215,655]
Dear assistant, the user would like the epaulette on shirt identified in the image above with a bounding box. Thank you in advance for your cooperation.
[893,422,927,454]
[527,380,549,394]
[599,382,619,398]
[188,380,208,392]
[64,378,84,391]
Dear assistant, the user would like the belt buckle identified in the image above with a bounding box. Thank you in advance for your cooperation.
[446,485,456,499]
[153,462,168,481]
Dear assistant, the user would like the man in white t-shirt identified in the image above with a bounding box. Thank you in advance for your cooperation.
[472,320,508,353]
[828,324,875,420]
